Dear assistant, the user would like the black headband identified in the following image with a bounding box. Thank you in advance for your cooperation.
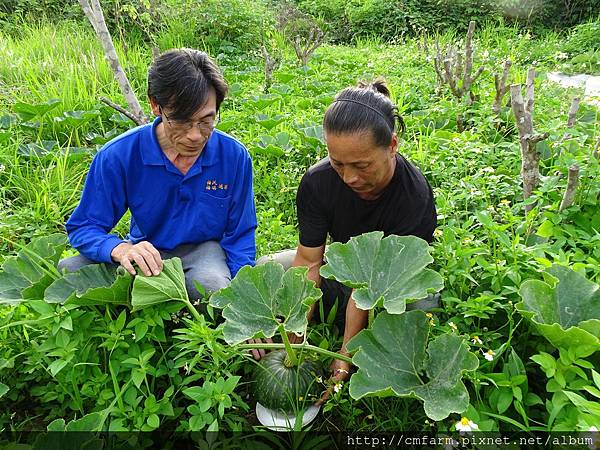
[332,98,389,122]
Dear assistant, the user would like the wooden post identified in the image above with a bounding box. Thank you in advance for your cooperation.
[566,97,580,128]
[559,164,580,211]
[510,68,549,213]
[79,0,147,125]
[492,60,512,116]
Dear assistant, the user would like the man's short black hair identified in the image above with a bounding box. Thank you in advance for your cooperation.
[147,48,228,120]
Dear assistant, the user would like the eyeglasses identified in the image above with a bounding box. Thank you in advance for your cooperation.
[160,107,219,135]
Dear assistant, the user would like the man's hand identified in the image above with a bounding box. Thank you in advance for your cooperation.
[315,352,352,406]
[246,337,273,360]
[111,241,163,276]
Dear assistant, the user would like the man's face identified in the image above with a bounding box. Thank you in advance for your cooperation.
[151,87,218,158]
[325,131,397,200]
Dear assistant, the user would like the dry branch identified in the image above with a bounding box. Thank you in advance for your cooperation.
[261,45,279,94]
[433,21,485,105]
[510,68,549,213]
[292,28,324,67]
[492,60,512,116]
[559,164,580,211]
[100,97,140,124]
[566,97,580,127]
[79,0,147,125]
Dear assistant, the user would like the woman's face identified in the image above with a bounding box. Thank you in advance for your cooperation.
[325,130,397,200]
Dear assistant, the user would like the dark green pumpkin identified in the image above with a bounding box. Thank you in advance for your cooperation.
[253,350,323,413]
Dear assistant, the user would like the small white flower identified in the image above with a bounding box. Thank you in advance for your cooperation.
[483,349,495,361]
[555,52,568,59]
[482,166,495,173]
[0,164,5,173]
[472,336,483,345]
[448,322,458,332]
[455,417,479,432]
[184,362,189,373]
[316,376,323,384]
[333,381,343,393]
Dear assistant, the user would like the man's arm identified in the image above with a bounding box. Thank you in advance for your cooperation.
[66,150,128,263]
[220,151,257,278]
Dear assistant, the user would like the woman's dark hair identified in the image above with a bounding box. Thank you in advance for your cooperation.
[147,48,228,120]
[323,78,405,147]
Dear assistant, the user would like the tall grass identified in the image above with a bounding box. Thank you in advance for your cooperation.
[0,21,152,111]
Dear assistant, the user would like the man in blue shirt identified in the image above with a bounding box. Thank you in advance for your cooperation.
[60,49,257,302]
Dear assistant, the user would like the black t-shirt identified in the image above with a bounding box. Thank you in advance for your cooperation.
[297,153,437,247]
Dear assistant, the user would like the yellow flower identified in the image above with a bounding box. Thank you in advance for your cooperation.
[483,349,495,361]
[455,417,479,432]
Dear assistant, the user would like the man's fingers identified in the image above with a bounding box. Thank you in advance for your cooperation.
[315,387,332,406]
[140,242,163,273]
[132,253,152,276]
[138,249,161,276]
[120,258,137,276]
[248,339,264,360]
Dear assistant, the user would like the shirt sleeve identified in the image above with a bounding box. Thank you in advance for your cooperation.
[65,149,127,263]
[220,150,257,277]
[296,172,329,248]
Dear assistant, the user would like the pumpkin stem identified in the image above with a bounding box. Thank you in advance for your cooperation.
[279,324,298,367]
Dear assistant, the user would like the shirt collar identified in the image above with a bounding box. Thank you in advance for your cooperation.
[140,116,219,167]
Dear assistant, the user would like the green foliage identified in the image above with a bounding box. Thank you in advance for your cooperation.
[347,310,479,421]
[1,15,600,435]
[517,265,600,358]
[321,232,444,314]
[209,262,321,345]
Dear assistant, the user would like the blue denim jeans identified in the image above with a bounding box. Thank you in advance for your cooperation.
[58,241,231,302]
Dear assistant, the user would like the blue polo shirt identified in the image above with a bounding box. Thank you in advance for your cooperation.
[66,117,257,277]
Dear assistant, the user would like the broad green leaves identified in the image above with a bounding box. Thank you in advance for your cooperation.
[320,232,443,313]
[209,262,321,345]
[346,311,479,421]
[131,258,189,311]
[517,265,600,357]
[45,264,132,306]
[0,234,66,305]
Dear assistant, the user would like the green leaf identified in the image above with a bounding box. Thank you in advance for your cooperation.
[346,310,478,420]
[497,388,513,413]
[209,262,321,345]
[0,234,66,305]
[135,322,149,341]
[0,382,8,398]
[517,265,600,357]
[146,414,160,429]
[13,98,61,120]
[64,412,104,432]
[48,359,68,376]
[320,232,443,313]
[131,258,189,310]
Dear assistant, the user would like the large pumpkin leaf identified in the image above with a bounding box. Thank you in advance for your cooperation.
[0,234,67,305]
[44,264,132,306]
[517,265,600,357]
[209,262,321,345]
[131,258,188,311]
[346,310,478,421]
[320,232,443,313]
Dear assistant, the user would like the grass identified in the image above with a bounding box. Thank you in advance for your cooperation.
[0,16,599,432]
